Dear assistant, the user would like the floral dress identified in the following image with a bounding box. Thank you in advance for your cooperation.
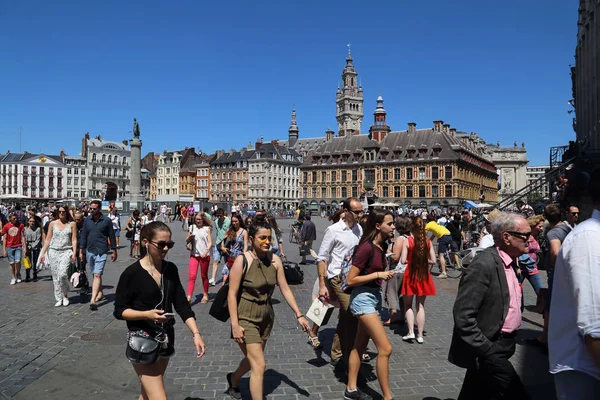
[222,229,245,275]
[48,224,73,301]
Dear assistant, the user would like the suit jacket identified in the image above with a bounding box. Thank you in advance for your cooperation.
[448,246,512,368]
[300,220,317,242]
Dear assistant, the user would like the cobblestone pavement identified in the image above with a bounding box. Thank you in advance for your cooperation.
[0,216,555,400]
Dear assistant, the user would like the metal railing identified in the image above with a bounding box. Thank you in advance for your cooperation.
[496,157,576,211]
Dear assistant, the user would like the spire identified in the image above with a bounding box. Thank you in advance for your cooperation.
[346,43,353,65]
[288,108,299,148]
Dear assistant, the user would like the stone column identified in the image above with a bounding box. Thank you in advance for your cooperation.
[129,137,145,206]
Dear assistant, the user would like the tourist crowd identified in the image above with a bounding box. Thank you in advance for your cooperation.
[1,181,599,400]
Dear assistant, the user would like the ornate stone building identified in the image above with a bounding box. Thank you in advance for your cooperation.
[299,95,498,212]
[81,133,131,200]
[336,48,364,136]
[210,148,252,205]
[0,152,66,200]
[155,148,200,202]
[485,141,529,203]
[247,136,302,210]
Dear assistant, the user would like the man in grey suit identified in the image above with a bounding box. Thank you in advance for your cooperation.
[449,212,531,399]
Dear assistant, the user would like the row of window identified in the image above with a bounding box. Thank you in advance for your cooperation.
[196,189,209,198]
[303,166,454,184]
[196,168,209,177]
[211,171,248,181]
[248,164,298,174]
[211,183,247,191]
[157,188,179,195]
[301,184,454,199]
[91,154,128,165]
[157,178,178,187]
[248,189,298,198]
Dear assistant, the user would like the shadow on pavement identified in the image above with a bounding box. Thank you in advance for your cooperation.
[263,368,310,397]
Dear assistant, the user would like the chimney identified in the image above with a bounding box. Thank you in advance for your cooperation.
[122,140,128,146]
[450,127,457,137]
[326,128,335,141]
[240,147,247,155]
[433,120,443,132]
[247,142,253,150]
[271,140,279,149]
[408,122,416,134]
[229,148,235,155]
[443,124,450,134]
[255,141,262,151]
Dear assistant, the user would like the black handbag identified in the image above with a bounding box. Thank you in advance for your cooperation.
[283,257,304,285]
[126,330,165,364]
[209,255,248,322]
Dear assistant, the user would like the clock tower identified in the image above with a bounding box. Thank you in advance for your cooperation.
[336,46,364,137]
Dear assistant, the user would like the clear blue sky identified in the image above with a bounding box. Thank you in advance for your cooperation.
[0,0,576,166]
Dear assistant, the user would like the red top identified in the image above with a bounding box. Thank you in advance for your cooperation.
[401,236,436,296]
[352,241,386,287]
[2,223,24,248]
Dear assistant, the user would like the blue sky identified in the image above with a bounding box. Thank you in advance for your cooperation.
[0,0,576,166]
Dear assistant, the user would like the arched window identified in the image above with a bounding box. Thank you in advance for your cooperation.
[92,153,97,162]
[114,156,119,164]
[101,154,106,163]
[108,155,112,163]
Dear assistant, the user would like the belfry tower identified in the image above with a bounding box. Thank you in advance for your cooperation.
[336,45,364,137]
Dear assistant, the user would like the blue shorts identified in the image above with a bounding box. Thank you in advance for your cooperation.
[7,247,22,264]
[114,229,120,237]
[213,244,222,261]
[437,235,452,254]
[86,252,108,275]
[349,286,382,316]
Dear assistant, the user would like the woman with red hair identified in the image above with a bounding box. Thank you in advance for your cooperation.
[400,217,437,344]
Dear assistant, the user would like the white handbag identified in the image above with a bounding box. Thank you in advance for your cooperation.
[306,297,335,326]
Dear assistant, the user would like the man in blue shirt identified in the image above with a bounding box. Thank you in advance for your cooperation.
[79,200,117,310]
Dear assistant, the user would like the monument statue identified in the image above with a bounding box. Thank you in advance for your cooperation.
[513,141,518,148]
[521,141,525,148]
[497,141,500,147]
[133,118,140,138]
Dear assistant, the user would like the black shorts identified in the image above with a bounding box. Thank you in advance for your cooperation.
[450,240,460,252]
[437,235,452,254]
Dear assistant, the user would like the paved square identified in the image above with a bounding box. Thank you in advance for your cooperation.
[0,216,555,399]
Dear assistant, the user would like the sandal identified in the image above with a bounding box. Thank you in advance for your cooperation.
[361,353,372,363]
[200,296,209,304]
[307,334,322,349]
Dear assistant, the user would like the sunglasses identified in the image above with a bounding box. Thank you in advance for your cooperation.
[569,212,579,216]
[347,208,364,216]
[89,207,99,211]
[149,240,175,249]
[506,231,531,241]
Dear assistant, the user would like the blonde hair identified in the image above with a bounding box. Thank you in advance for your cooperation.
[527,215,544,229]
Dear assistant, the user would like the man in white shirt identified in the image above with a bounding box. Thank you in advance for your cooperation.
[317,197,363,366]
[549,171,600,399]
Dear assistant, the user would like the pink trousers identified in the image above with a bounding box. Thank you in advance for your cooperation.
[187,255,210,297]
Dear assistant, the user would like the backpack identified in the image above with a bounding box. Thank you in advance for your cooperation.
[340,242,375,294]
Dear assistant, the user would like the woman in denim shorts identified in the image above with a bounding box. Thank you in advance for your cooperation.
[345,209,396,400]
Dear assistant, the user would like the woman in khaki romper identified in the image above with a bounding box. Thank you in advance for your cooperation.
[227,219,310,400]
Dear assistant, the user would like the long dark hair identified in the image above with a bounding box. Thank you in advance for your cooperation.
[266,216,281,236]
[139,221,171,258]
[407,216,429,283]
[227,214,247,240]
[359,208,392,247]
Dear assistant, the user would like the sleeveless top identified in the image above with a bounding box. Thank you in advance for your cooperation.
[230,229,245,258]
[50,224,73,251]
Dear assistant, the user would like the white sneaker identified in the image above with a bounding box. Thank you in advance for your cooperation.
[16,278,22,283]
[62,298,69,306]
[416,336,424,344]
[438,272,448,279]
[209,278,215,286]
[55,300,63,307]
[402,333,415,342]
[10,279,16,285]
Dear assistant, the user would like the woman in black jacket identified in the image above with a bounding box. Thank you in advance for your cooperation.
[114,221,206,399]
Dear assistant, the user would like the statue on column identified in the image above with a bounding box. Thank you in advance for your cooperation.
[133,118,140,138]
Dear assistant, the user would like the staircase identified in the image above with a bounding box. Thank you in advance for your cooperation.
[496,157,576,211]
